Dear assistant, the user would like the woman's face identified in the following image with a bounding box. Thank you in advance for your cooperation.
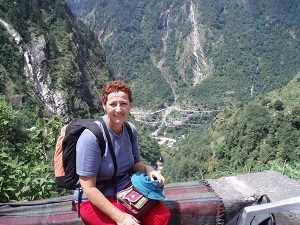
[103,91,131,131]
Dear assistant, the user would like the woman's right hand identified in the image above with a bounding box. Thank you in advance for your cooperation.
[115,212,140,225]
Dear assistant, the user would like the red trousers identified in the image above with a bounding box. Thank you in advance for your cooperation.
[77,198,170,225]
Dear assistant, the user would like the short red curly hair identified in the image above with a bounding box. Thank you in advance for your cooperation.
[101,80,132,105]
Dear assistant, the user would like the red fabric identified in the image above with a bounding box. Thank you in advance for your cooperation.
[76,198,170,225]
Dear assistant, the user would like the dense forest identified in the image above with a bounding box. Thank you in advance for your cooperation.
[0,0,300,203]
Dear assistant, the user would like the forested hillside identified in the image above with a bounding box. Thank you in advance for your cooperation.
[66,0,300,112]
[0,0,112,118]
[163,79,300,183]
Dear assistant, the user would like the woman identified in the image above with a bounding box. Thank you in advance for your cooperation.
[74,80,170,225]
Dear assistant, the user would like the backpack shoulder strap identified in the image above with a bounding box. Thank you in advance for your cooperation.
[84,122,106,157]
[99,118,117,179]
[124,121,133,145]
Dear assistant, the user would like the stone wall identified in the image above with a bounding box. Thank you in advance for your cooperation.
[208,171,300,225]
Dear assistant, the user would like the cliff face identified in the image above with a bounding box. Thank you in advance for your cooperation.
[153,1,213,99]
[25,34,66,115]
[0,0,112,118]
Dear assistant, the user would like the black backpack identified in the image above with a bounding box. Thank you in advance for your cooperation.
[54,118,133,190]
[226,194,276,225]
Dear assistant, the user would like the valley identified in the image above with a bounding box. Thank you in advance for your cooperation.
[143,1,218,146]
[131,105,223,147]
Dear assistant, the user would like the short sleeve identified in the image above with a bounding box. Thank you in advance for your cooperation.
[76,129,101,177]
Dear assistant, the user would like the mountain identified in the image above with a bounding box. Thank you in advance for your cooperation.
[64,0,300,182]
[66,0,300,112]
[0,0,112,118]
[0,0,299,202]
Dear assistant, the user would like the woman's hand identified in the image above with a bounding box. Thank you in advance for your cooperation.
[145,165,165,186]
[115,212,140,225]
[132,162,166,186]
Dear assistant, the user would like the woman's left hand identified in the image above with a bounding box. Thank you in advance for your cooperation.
[145,166,165,186]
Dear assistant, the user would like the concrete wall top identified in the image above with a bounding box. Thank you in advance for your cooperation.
[208,170,300,224]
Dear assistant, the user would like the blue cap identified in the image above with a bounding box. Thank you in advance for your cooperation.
[131,172,165,200]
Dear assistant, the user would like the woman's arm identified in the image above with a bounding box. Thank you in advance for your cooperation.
[79,176,140,225]
[132,161,165,186]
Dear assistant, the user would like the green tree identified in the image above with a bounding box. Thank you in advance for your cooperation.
[0,97,14,143]
[0,98,65,202]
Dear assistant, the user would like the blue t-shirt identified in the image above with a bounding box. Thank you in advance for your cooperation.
[73,115,141,201]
